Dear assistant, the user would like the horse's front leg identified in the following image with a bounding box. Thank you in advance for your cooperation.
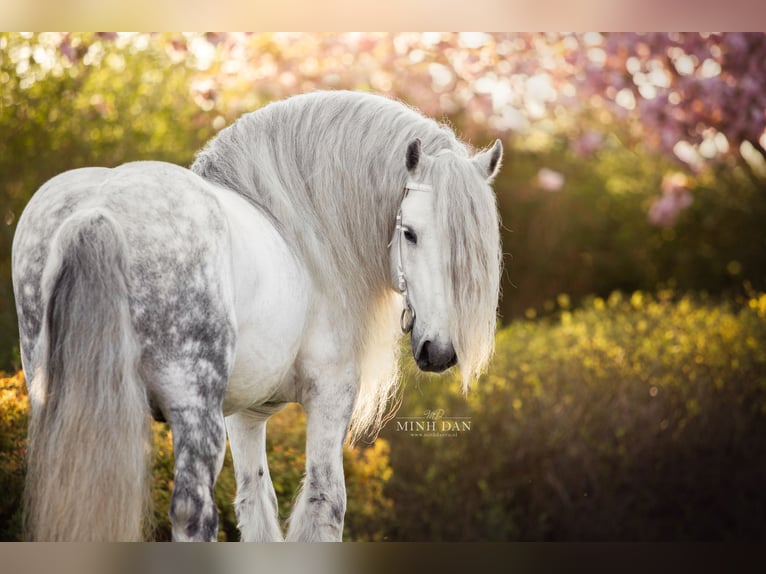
[286,366,357,542]
[226,410,283,541]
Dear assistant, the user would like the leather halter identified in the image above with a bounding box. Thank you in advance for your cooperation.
[390,180,433,333]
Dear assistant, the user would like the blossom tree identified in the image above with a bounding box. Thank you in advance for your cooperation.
[178,32,766,224]
[29,32,766,173]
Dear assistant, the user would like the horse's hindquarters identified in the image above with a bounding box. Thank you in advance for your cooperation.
[12,162,244,540]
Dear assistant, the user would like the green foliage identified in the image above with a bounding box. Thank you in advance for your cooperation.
[495,133,766,322]
[381,292,766,540]
[0,372,27,540]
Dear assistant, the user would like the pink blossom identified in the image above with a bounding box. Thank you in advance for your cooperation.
[571,131,603,157]
[204,33,226,46]
[170,39,188,53]
[537,168,565,192]
[648,172,694,227]
[190,78,218,110]
[59,37,76,62]
[661,172,689,196]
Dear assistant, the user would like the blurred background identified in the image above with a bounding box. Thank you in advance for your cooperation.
[1,32,765,541]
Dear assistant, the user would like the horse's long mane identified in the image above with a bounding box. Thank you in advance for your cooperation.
[192,90,500,441]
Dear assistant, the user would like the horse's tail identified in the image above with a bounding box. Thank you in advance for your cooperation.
[24,208,151,541]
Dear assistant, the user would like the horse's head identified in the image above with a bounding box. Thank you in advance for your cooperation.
[391,138,503,382]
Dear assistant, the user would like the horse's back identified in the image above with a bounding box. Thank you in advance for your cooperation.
[14,161,224,259]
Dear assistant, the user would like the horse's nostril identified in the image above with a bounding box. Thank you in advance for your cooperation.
[419,340,431,361]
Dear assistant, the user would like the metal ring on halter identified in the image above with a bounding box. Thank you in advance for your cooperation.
[400,305,414,333]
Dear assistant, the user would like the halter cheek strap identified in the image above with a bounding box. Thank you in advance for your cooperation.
[403,181,434,193]
[390,180,433,333]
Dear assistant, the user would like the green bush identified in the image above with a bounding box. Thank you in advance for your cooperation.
[495,138,766,322]
[382,291,766,540]
[0,372,27,540]
[2,292,765,540]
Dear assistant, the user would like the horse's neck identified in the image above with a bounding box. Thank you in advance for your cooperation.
[206,101,448,304]
[240,140,402,309]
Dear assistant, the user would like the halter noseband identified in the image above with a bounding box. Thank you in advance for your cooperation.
[390,180,433,333]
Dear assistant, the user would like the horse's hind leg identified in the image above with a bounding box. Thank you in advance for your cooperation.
[226,411,283,541]
[167,402,226,541]
[161,364,228,542]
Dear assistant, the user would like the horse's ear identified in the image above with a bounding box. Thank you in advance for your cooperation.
[406,139,421,173]
[473,139,503,182]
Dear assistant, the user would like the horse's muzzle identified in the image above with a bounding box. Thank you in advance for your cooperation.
[414,339,458,372]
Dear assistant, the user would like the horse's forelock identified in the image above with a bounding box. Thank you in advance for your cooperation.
[432,155,502,391]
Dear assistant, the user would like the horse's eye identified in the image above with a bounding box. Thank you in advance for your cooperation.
[403,228,417,245]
